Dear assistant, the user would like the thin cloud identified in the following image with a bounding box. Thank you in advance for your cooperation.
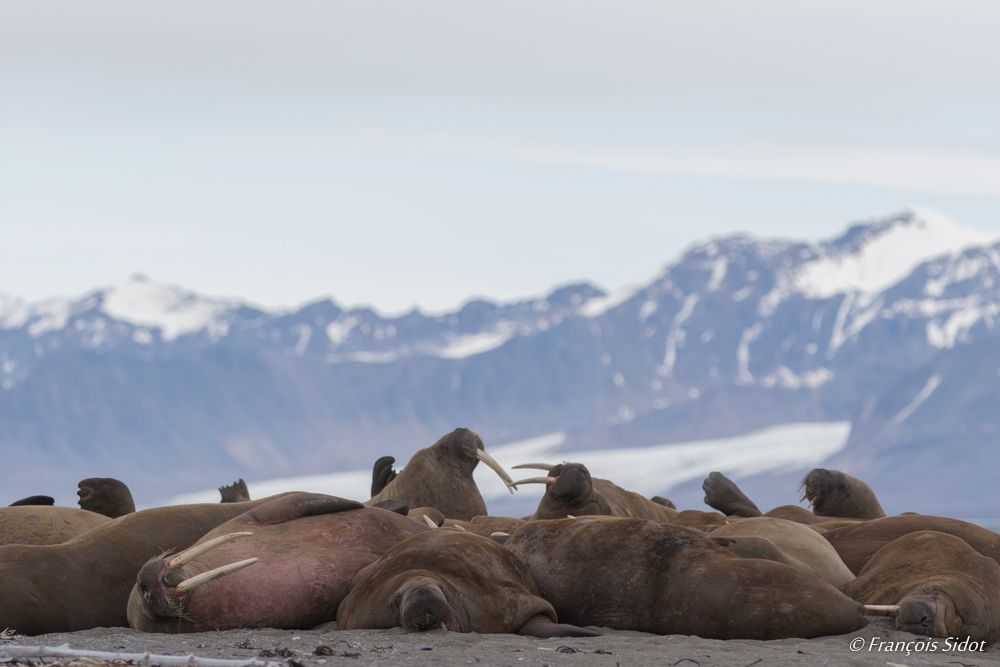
[416,134,1000,197]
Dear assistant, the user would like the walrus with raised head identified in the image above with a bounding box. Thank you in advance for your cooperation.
[823,515,1000,575]
[0,495,291,635]
[128,493,429,632]
[365,428,515,521]
[842,531,1000,644]
[504,517,866,639]
[338,530,598,637]
[708,517,855,588]
[77,477,136,518]
[512,462,726,527]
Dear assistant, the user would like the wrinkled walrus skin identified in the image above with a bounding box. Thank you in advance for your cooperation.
[0,495,288,635]
[128,494,430,632]
[801,469,886,520]
[0,506,110,546]
[709,517,855,588]
[505,518,866,640]
[338,530,597,637]
[77,478,136,518]
[365,428,511,521]
[842,531,1000,644]
[823,515,1000,575]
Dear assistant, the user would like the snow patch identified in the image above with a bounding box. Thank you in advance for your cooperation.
[662,294,699,373]
[436,321,517,359]
[100,276,237,342]
[706,257,728,292]
[890,375,943,427]
[326,316,359,346]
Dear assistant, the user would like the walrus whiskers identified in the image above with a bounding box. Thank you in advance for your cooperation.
[512,463,556,471]
[510,477,557,486]
[863,604,900,613]
[175,557,259,593]
[476,449,517,494]
[423,515,438,529]
[168,532,254,569]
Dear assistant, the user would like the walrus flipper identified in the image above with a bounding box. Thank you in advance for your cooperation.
[371,456,398,497]
[247,493,365,526]
[702,471,762,517]
[517,614,602,638]
[219,479,250,503]
[9,495,55,507]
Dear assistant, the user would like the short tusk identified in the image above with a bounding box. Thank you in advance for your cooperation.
[864,605,900,613]
[476,449,516,494]
[453,524,467,532]
[491,532,510,538]
[174,558,259,593]
[510,477,557,486]
[423,515,438,529]
[168,532,254,569]
[566,515,577,519]
[512,463,555,472]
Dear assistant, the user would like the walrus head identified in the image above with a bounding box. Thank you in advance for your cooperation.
[395,575,457,632]
[132,532,258,624]
[512,462,613,519]
[896,595,951,638]
[799,469,886,520]
[78,478,136,518]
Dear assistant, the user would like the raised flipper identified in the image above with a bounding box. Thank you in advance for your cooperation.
[702,471,762,517]
[78,477,136,518]
[371,456,398,497]
[219,479,251,503]
[651,495,676,509]
[9,495,55,507]
[372,499,410,515]
[517,614,601,638]
[246,492,364,526]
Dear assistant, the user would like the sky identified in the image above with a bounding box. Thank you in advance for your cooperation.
[2,1,1000,315]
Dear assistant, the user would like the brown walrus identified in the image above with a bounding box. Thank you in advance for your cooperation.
[512,462,726,527]
[709,517,855,588]
[504,517,866,639]
[0,506,110,546]
[365,428,515,521]
[78,478,136,518]
[338,530,598,637]
[800,468,886,520]
[823,515,1000,575]
[0,495,290,635]
[842,531,1000,643]
[128,493,429,632]
[9,495,55,507]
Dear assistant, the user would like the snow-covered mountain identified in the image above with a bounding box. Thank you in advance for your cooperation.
[3,207,999,512]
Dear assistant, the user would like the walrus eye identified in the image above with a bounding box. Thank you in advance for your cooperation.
[394,593,402,606]
[141,585,151,604]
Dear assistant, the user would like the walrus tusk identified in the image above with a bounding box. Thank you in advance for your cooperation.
[510,477,557,486]
[864,605,900,613]
[423,515,438,529]
[490,532,510,538]
[453,524,467,531]
[175,557,259,593]
[476,449,517,494]
[512,463,555,472]
[168,532,254,569]
[566,515,577,519]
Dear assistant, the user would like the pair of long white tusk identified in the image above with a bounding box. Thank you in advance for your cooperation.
[175,558,259,593]
[168,532,254,569]
[476,449,517,495]
[512,463,555,472]
[864,605,900,613]
[510,476,557,486]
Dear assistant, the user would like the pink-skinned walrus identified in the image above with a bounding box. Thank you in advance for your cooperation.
[128,493,430,632]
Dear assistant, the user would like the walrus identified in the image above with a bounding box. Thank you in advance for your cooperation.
[842,531,1000,643]
[365,428,515,521]
[338,530,599,637]
[0,506,111,546]
[512,462,726,527]
[9,495,55,507]
[504,517,866,639]
[709,517,855,587]
[800,468,886,520]
[702,471,762,518]
[823,515,1000,575]
[218,479,250,503]
[128,493,429,632]
[0,495,291,635]
[77,478,135,518]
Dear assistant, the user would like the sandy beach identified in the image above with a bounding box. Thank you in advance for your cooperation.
[4,617,998,667]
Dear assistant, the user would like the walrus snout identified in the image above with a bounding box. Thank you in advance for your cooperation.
[896,596,950,638]
[398,578,455,632]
